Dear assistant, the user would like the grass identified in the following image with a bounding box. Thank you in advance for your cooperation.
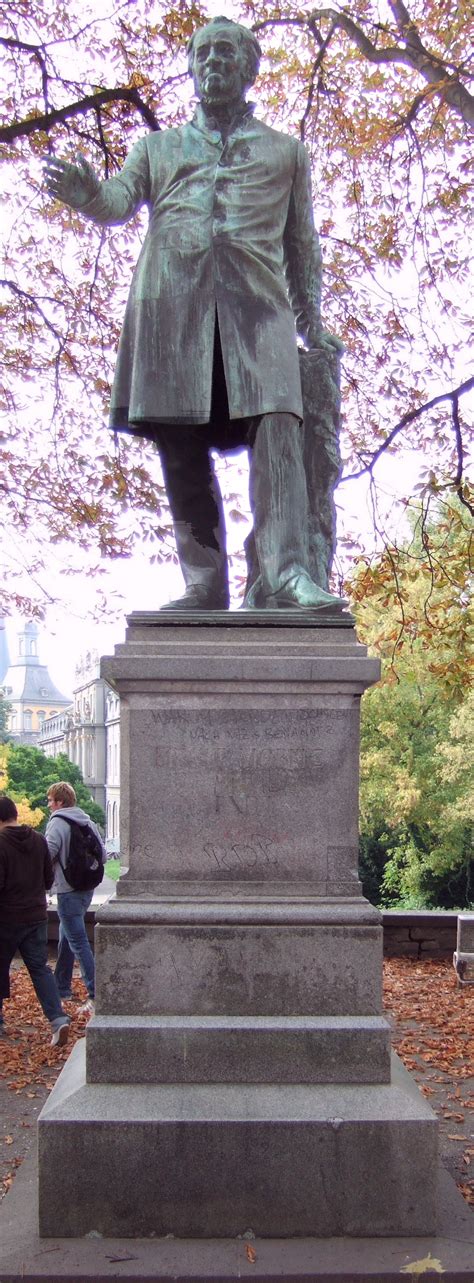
[104,857,121,881]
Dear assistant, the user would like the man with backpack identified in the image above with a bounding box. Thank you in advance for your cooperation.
[46,781,106,1015]
[0,795,70,1045]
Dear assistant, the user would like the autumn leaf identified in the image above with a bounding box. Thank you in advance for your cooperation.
[245,1244,257,1263]
[458,1183,474,1206]
[400,1252,445,1275]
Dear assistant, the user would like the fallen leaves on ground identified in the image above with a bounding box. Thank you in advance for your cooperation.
[383,958,474,1208]
[0,969,90,1198]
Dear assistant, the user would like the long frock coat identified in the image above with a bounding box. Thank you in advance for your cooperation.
[78,103,323,432]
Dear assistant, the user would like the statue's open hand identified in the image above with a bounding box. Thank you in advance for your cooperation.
[43,155,100,209]
[306,328,345,356]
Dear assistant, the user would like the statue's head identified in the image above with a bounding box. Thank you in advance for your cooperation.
[187,17,261,108]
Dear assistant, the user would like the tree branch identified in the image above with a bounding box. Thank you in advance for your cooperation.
[341,375,474,516]
[451,393,473,516]
[1,277,64,343]
[314,5,474,124]
[0,86,161,144]
[254,9,474,126]
[299,19,338,139]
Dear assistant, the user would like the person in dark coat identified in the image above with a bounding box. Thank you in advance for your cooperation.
[0,796,69,1046]
[44,17,346,613]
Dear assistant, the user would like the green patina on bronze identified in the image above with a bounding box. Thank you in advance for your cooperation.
[45,16,345,614]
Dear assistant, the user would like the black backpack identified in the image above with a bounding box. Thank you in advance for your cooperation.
[57,817,105,891]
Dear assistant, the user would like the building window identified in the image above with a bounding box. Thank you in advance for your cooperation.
[23,709,33,731]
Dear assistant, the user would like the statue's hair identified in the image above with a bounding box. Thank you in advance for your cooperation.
[187,17,261,88]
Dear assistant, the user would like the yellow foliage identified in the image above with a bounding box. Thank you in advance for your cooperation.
[0,743,8,790]
[0,744,44,828]
[15,800,45,828]
[360,746,421,827]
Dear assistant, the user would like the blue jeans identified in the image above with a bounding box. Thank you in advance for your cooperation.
[0,921,67,1027]
[55,891,95,999]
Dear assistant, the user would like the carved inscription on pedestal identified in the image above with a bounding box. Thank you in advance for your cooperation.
[129,707,358,886]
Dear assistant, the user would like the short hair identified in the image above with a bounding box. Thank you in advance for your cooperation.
[0,796,18,822]
[187,17,261,88]
[47,781,76,807]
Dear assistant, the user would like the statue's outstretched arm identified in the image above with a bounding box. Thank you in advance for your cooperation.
[44,138,150,227]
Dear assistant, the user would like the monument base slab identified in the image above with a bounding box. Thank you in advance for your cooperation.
[3,1142,473,1283]
[38,1041,437,1240]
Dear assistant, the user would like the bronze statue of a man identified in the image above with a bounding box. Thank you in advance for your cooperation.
[45,16,345,612]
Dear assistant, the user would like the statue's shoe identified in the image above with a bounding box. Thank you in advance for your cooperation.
[160,585,229,611]
[270,573,348,611]
[241,577,265,609]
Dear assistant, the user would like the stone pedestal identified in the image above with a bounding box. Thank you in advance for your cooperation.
[38,613,438,1238]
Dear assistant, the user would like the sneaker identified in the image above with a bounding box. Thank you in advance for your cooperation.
[78,999,95,1016]
[51,1021,69,1048]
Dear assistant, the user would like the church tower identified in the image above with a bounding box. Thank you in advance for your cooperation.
[1,621,71,743]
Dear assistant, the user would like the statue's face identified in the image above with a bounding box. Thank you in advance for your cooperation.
[192,26,247,108]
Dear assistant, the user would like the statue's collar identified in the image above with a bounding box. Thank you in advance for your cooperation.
[191,100,255,140]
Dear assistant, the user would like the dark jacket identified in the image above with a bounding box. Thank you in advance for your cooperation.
[0,825,53,925]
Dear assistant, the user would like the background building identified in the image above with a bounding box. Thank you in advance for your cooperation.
[3,620,121,848]
[66,651,107,816]
[43,650,108,816]
[1,621,71,742]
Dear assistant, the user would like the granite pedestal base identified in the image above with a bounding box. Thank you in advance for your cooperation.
[38,614,439,1239]
[39,1040,437,1240]
[4,1141,474,1283]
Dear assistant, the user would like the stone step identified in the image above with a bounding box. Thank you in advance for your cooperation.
[86,1013,391,1085]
